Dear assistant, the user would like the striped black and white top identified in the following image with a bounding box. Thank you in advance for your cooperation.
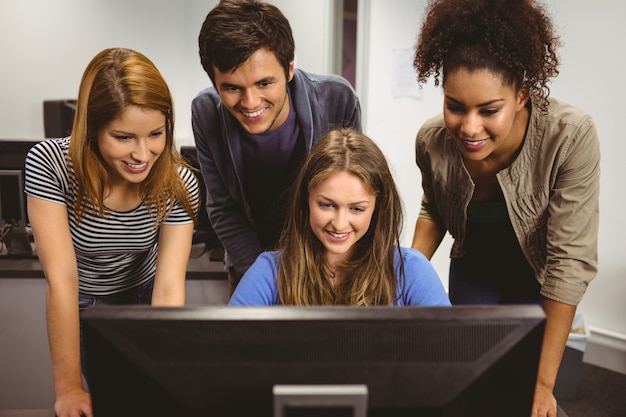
[24,137,199,296]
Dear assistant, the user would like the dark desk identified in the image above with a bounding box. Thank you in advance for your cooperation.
[0,406,572,417]
[0,244,228,410]
[0,243,227,280]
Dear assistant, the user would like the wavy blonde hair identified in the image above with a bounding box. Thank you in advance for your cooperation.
[277,129,404,305]
[68,47,196,224]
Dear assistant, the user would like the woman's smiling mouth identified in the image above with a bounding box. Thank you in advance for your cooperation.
[124,161,148,173]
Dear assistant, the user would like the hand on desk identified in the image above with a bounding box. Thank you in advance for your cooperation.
[54,388,92,417]
[531,384,558,417]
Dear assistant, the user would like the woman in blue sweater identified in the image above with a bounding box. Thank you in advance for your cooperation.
[230,129,449,306]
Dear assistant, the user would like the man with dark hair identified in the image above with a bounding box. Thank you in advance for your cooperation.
[193,0,361,295]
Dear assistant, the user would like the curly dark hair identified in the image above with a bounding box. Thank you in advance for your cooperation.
[413,0,561,111]
[198,0,295,86]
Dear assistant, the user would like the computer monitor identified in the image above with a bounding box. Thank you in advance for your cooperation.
[0,169,32,255]
[0,170,27,229]
[82,304,545,417]
[0,140,40,256]
[43,99,77,137]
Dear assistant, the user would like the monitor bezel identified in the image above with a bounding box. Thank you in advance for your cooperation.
[0,169,28,231]
[82,304,546,417]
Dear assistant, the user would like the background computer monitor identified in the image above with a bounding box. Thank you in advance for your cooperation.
[0,169,32,255]
[0,139,41,200]
[82,304,545,417]
[0,140,40,256]
[43,99,76,138]
[0,170,27,230]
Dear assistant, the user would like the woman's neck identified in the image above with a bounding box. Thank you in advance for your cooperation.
[104,181,142,212]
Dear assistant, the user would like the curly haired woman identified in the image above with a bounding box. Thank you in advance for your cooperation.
[410,1,600,416]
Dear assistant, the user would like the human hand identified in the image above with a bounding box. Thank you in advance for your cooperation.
[531,384,557,417]
[54,388,92,417]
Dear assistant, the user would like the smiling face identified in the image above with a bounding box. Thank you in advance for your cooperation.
[443,68,529,165]
[97,105,166,186]
[308,170,376,267]
[214,48,295,135]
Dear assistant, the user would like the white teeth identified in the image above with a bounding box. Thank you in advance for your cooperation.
[243,109,264,118]
[329,231,347,238]
[127,162,147,169]
[464,139,488,146]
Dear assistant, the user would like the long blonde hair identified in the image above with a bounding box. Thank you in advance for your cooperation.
[277,129,404,305]
[68,47,195,224]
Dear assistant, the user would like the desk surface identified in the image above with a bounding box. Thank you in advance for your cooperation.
[0,406,572,417]
[0,243,227,280]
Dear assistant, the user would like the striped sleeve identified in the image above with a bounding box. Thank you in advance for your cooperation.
[163,165,199,225]
[24,137,71,206]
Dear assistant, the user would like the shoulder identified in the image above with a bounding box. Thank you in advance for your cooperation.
[397,246,430,265]
[239,251,281,278]
[395,246,450,307]
[415,114,449,154]
[535,97,597,144]
[177,165,199,191]
[30,136,69,154]
[191,87,221,113]
[293,69,357,99]
[228,251,281,306]
[530,97,599,157]
[394,246,434,278]
[415,114,454,162]
[295,68,352,88]
[255,251,281,269]
[416,114,446,142]
[543,97,594,126]
[27,137,69,169]
[25,138,72,202]
[177,164,196,181]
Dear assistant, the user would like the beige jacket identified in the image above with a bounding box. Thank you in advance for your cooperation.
[415,98,600,305]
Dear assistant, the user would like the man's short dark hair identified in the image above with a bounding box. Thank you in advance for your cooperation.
[198,0,296,86]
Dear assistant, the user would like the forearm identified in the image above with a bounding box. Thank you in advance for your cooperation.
[46,282,83,396]
[151,281,186,306]
[193,117,263,276]
[210,210,263,277]
[202,179,263,275]
[411,217,445,260]
[537,299,576,391]
[152,223,194,306]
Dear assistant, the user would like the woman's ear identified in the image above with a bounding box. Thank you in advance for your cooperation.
[516,88,530,110]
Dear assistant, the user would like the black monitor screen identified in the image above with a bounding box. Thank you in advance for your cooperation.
[0,140,39,169]
[43,99,77,138]
[0,169,32,256]
[0,140,40,223]
[82,305,545,417]
[0,140,40,256]
[0,169,27,229]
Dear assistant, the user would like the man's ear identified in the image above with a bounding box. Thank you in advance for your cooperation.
[287,60,295,83]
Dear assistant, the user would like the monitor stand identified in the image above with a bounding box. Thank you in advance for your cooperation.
[273,385,368,417]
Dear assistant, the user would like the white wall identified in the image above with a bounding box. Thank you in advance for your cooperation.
[357,0,626,361]
[544,1,626,347]
[356,0,450,278]
[0,0,333,146]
